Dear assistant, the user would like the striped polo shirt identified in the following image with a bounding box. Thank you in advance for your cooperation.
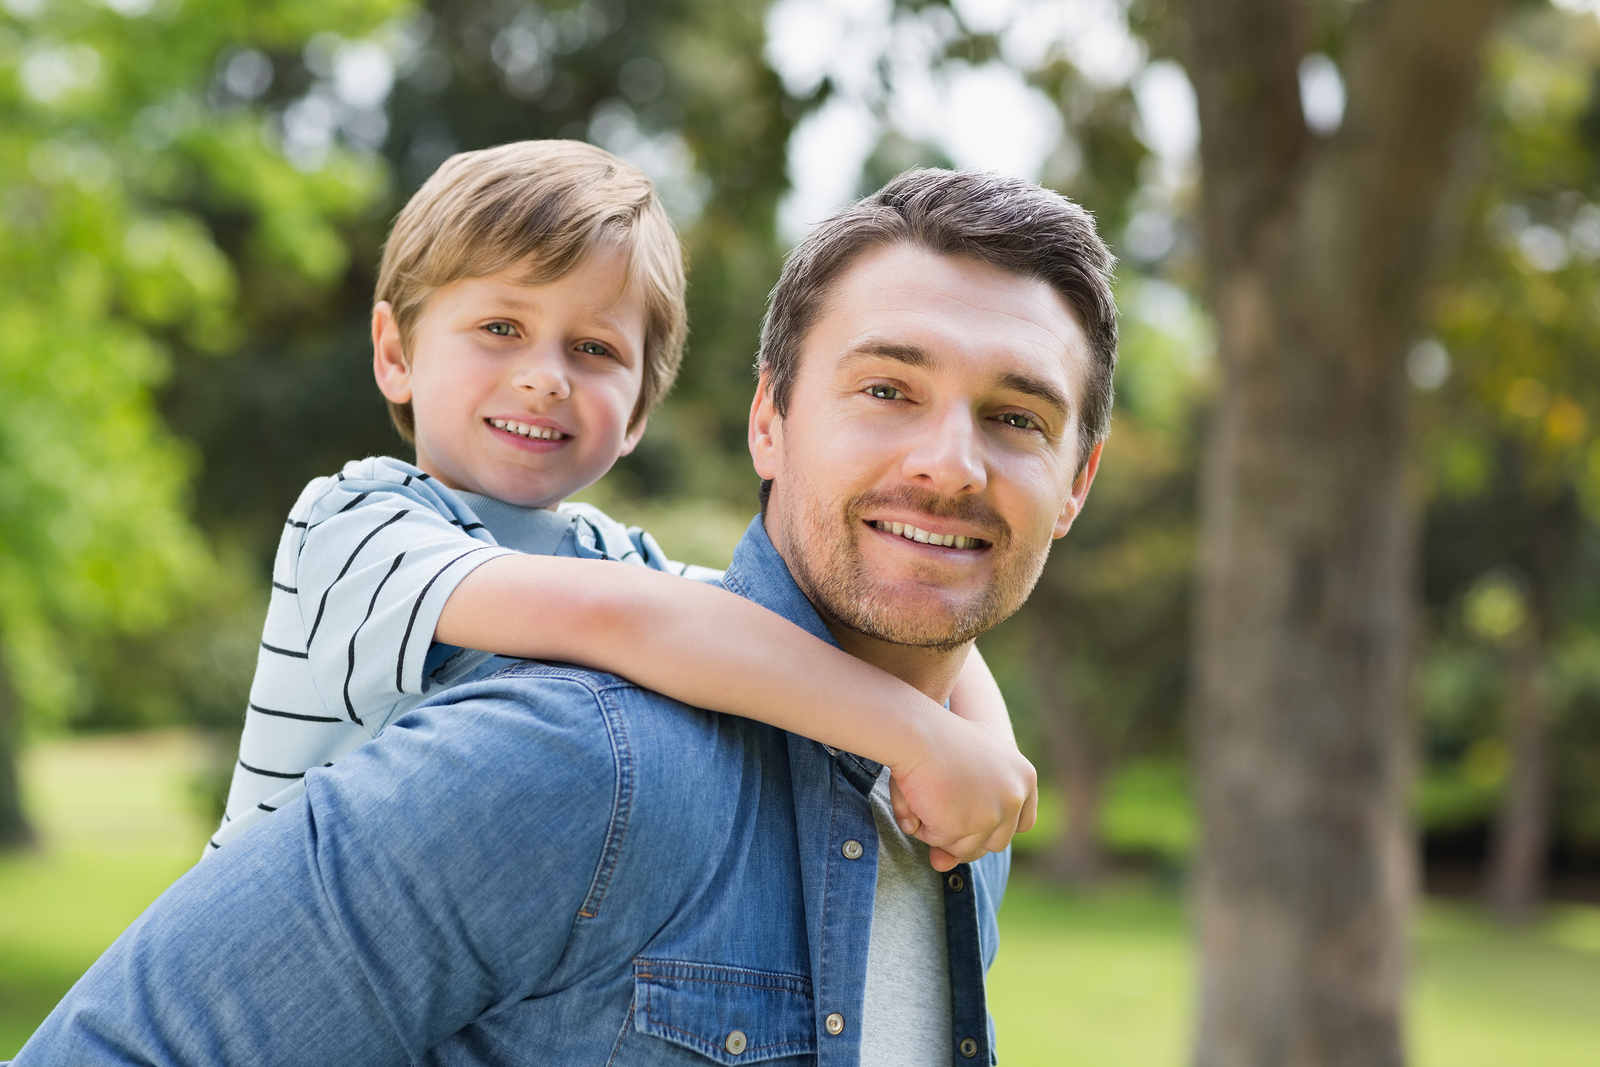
[207,456,708,854]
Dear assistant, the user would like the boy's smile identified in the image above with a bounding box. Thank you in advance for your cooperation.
[373,246,649,508]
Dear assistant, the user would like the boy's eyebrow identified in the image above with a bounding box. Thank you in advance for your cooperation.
[840,341,1072,419]
[482,295,639,335]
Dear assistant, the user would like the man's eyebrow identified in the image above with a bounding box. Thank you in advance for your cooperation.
[842,341,1072,418]
[996,370,1071,419]
[839,340,933,367]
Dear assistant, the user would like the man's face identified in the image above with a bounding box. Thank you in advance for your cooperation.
[750,242,1102,652]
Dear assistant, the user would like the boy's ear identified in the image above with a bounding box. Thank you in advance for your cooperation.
[372,302,412,404]
[617,414,649,457]
[1053,439,1104,539]
[748,375,781,481]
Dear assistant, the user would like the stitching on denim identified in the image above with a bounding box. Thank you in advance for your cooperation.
[576,686,634,920]
[634,959,814,994]
[635,974,814,996]
[814,755,840,1044]
[601,993,637,1067]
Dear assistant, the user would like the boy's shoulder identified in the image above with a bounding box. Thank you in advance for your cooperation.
[555,501,720,580]
[289,456,483,530]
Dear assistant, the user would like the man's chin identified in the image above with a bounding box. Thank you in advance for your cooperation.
[816,580,1006,652]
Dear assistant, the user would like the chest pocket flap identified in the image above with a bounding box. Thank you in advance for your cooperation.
[633,959,816,1065]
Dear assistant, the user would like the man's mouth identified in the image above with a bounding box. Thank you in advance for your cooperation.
[488,418,569,441]
[869,520,989,551]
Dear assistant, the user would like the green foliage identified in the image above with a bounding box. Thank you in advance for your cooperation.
[0,0,400,737]
[1414,7,1600,859]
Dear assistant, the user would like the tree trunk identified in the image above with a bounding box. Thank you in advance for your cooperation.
[1187,2,1502,1065]
[1031,623,1105,883]
[1486,633,1549,924]
[0,650,34,851]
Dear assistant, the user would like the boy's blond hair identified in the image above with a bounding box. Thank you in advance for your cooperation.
[375,140,687,439]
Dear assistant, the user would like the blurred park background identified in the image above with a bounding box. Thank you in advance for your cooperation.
[3,0,1600,1063]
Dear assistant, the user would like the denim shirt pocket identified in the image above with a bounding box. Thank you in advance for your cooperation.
[632,959,816,1064]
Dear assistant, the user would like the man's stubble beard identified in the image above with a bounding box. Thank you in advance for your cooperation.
[779,478,1052,654]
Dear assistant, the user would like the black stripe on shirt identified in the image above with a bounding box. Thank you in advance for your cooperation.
[306,509,410,645]
[447,519,487,532]
[236,759,305,780]
[335,491,370,515]
[260,641,309,659]
[257,803,278,813]
[286,519,309,529]
[248,703,343,724]
[395,545,498,692]
[343,552,406,724]
[272,581,297,594]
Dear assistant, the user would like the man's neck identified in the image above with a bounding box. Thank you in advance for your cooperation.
[821,621,970,706]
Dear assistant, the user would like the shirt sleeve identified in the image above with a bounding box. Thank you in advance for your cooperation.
[292,468,513,734]
[14,677,621,1066]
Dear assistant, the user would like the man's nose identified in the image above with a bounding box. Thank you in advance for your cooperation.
[510,343,571,401]
[899,402,987,497]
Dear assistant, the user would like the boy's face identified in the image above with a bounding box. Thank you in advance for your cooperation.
[373,247,649,509]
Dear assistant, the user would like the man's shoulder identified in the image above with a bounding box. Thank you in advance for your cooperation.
[407,659,740,779]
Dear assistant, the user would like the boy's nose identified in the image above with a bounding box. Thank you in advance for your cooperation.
[510,346,571,400]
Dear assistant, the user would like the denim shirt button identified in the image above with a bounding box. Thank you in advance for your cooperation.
[960,1036,979,1058]
[841,839,864,860]
[947,872,965,892]
[824,1012,846,1035]
[725,1030,748,1055]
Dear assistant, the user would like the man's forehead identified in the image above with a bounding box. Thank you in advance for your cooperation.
[807,242,1090,396]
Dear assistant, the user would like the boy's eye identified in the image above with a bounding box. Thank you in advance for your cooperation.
[866,384,904,400]
[995,412,1040,431]
[484,321,517,337]
[575,340,613,358]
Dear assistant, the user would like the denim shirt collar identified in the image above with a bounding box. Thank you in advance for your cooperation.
[721,516,883,793]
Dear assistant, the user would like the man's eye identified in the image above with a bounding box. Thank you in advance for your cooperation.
[866,384,904,400]
[996,412,1039,431]
[484,321,516,337]
[576,340,612,357]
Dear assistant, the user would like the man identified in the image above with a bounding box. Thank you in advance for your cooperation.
[14,168,1115,1066]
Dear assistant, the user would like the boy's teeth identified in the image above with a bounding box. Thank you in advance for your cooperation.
[871,520,982,550]
[490,418,565,441]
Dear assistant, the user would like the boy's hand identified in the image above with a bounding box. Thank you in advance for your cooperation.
[888,714,1039,872]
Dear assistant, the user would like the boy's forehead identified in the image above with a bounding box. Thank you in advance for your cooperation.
[446,251,642,317]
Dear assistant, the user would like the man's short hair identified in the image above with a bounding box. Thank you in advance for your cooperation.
[375,140,687,439]
[755,169,1117,502]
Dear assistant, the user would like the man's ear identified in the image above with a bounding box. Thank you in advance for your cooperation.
[372,301,412,404]
[748,375,782,481]
[617,414,650,457]
[1053,439,1104,539]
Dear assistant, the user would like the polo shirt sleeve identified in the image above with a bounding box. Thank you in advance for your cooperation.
[291,467,513,732]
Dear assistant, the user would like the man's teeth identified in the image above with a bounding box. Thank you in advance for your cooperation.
[870,520,983,550]
[490,418,565,440]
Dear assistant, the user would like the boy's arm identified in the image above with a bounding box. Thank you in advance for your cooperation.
[437,554,1036,869]
[890,647,1038,847]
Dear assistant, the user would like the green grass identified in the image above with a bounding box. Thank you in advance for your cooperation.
[0,731,209,1057]
[4,733,1600,1064]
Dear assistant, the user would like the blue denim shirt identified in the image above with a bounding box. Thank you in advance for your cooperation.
[15,518,1008,1066]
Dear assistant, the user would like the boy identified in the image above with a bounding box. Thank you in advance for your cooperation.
[213,140,1034,869]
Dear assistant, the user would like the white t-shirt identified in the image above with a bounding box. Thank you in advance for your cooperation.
[860,767,955,1065]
